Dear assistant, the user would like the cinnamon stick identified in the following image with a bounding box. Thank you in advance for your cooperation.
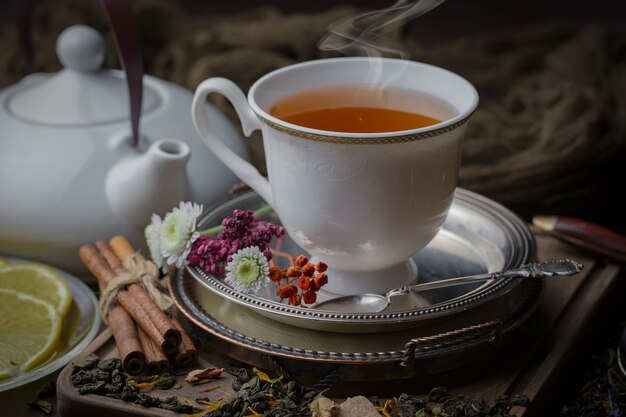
[79,244,116,285]
[95,240,125,275]
[108,306,146,375]
[172,318,198,368]
[109,235,135,260]
[78,244,145,375]
[116,291,169,352]
[111,235,198,367]
[95,240,181,354]
[137,326,169,375]
[79,244,169,355]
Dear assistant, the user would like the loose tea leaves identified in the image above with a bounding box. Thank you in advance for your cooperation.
[210,368,317,417]
[71,370,96,386]
[72,353,100,372]
[77,380,107,395]
[97,358,122,372]
[218,368,527,417]
[561,345,626,417]
[366,388,527,417]
[71,356,202,414]
[155,373,177,390]
[27,399,53,415]
[70,356,529,416]
[311,390,527,417]
[27,381,56,415]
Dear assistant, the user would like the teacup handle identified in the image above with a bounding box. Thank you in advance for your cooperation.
[191,78,273,207]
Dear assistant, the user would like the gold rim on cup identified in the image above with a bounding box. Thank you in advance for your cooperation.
[256,113,473,145]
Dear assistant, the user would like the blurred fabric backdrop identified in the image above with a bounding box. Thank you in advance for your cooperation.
[1,0,625,230]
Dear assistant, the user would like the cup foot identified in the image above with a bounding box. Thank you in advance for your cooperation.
[313,258,418,298]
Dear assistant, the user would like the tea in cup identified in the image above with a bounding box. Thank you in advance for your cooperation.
[192,57,478,296]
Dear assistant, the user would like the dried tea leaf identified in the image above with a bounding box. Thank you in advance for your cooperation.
[237,375,260,398]
[380,393,425,417]
[198,385,220,393]
[245,405,265,417]
[426,387,450,403]
[187,400,222,417]
[160,396,198,414]
[72,354,100,372]
[415,408,436,417]
[496,393,528,407]
[253,367,283,384]
[71,370,95,386]
[310,395,338,417]
[27,399,52,415]
[128,379,157,389]
[155,373,177,390]
[135,393,162,407]
[376,399,395,417]
[185,367,225,384]
[132,375,159,383]
[97,358,121,372]
[94,368,112,382]
[77,380,106,394]
[111,369,126,390]
[337,396,380,417]
[28,381,56,415]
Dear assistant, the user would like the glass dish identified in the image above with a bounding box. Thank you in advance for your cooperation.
[0,257,100,392]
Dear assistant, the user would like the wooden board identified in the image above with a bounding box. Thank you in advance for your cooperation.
[49,230,624,416]
[56,327,238,417]
[449,228,625,416]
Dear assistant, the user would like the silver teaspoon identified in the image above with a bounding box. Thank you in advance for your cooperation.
[312,259,583,313]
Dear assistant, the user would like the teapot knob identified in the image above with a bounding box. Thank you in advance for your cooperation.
[56,25,105,72]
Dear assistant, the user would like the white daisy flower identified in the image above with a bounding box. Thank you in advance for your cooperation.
[145,213,167,271]
[225,246,269,294]
[159,201,203,268]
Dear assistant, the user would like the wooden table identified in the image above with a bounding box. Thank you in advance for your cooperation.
[450,227,625,416]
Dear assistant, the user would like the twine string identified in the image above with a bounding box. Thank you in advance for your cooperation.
[99,252,173,323]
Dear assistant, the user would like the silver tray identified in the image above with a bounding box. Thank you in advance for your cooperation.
[185,189,536,333]
[171,262,543,374]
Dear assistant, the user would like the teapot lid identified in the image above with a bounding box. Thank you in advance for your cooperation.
[5,25,160,126]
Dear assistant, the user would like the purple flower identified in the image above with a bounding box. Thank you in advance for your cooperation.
[187,209,284,277]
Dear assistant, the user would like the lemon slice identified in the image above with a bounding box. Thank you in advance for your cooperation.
[0,263,72,319]
[0,288,62,380]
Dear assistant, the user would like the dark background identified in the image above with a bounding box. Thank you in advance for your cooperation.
[0,0,624,231]
[2,1,626,38]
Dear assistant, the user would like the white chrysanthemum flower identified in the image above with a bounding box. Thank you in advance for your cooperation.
[159,201,203,268]
[225,246,269,294]
[145,213,167,271]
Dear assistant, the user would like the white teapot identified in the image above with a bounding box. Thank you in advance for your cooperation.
[0,25,248,275]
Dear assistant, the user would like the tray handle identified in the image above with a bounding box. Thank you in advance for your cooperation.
[402,320,503,367]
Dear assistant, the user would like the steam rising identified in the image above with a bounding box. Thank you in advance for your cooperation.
[318,0,446,59]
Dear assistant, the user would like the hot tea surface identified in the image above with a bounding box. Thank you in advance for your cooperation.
[269,85,450,133]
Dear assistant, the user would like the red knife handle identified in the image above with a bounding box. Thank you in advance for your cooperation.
[553,216,626,256]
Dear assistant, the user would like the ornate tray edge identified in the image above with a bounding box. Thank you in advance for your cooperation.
[170,268,544,365]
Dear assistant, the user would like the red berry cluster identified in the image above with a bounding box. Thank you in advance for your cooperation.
[269,255,328,306]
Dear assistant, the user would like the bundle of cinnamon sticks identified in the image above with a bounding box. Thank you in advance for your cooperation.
[79,236,197,375]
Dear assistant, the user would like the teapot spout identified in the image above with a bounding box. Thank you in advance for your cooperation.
[106,139,191,228]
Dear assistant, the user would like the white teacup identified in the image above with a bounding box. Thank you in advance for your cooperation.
[192,57,478,296]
